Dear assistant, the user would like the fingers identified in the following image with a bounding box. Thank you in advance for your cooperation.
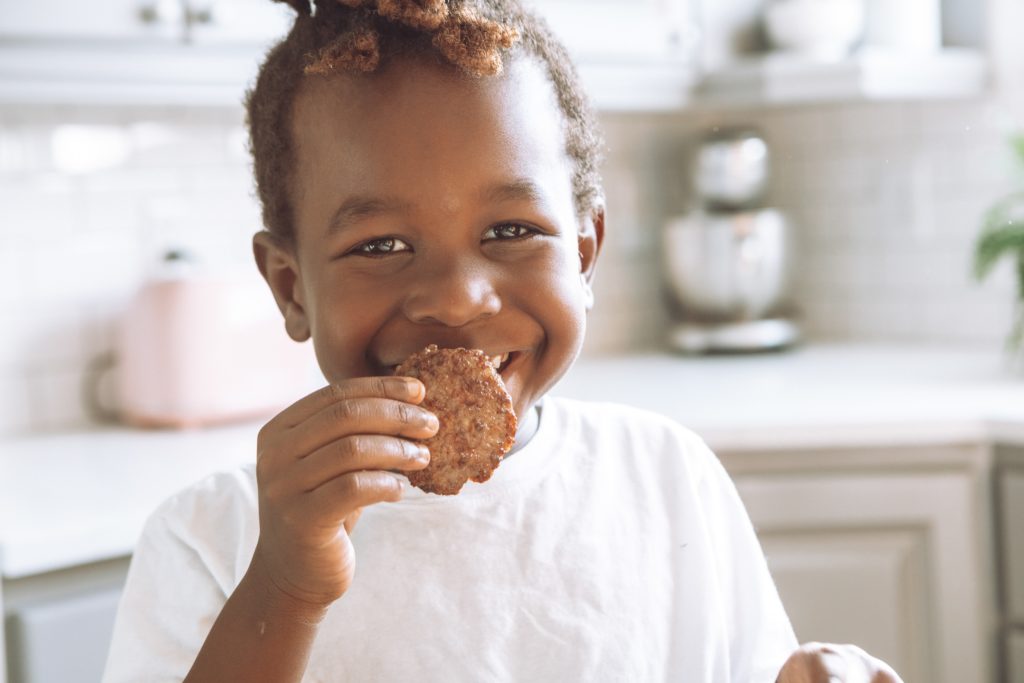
[294,435,430,492]
[778,643,904,683]
[266,376,425,431]
[296,396,438,456]
[306,470,405,522]
[260,392,439,465]
[343,508,363,535]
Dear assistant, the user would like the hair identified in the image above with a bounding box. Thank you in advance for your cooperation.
[245,0,605,243]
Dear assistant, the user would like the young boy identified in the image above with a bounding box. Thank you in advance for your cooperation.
[104,1,902,681]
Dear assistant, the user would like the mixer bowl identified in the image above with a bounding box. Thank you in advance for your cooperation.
[663,209,791,321]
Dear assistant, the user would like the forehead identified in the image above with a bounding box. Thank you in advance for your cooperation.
[288,55,573,219]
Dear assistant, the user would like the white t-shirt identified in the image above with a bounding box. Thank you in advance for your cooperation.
[104,397,797,682]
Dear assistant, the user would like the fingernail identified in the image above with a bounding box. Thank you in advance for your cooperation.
[424,412,439,431]
[406,379,424,401]
[415,444,430,464]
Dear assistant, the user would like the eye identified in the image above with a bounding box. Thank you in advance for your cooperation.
[348,237,412,256]
[483,223,538,241]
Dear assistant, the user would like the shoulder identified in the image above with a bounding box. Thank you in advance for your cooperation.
[149,463,258,533]
[545,396,708,449]
[140,464,259,579]
[543,396,717,479]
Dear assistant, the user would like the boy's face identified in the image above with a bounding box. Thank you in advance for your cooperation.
[254,55,603,426]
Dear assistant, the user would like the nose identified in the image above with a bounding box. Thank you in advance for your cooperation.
[402,257,502,327]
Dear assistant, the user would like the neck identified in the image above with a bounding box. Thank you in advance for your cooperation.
[506,402,540,457]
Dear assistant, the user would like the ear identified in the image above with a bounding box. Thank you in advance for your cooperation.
[252,231,311,342]
[578,205,605,311]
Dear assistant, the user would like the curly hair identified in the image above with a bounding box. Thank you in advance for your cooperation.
[245,0,605,243]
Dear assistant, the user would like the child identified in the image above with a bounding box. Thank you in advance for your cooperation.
[104,1,902,681]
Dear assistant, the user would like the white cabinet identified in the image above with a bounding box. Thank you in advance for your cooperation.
[0,0,292,44]
[0,0,700,109]
[996,445,1024,683]
[1010,631,1024,683]
[999,449,1024,623]
[693,0,990,104]
[0,0,182,42]
[721,442,993,683]
[526,0,699,110]
[524,0,695,62]
[3,557,130,683]
[0,0,290,106]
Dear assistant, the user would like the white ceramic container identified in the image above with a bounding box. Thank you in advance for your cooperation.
[764,0,866,60]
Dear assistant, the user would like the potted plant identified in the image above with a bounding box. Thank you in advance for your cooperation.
[973,131,1024,352]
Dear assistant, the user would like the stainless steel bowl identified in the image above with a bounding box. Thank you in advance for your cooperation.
[662,209,791,321]
[694,128,769,210]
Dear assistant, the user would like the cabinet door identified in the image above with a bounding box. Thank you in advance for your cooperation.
[0,0,292,45]
[734,471,988,683]
[522,0,696,61]
[0,0,181,42]
[184,0,293,46]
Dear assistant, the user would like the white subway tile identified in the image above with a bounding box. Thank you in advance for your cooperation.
[923,290,1015,344]
[915,100,1001,142]
[0,372,33,436]
[841,294,924,341]
[0,306,85,372]
[0,246,28,307]
[33,366,93,432]
[0,178,77,247]
[834,102,914,151]
[80,166,184,196]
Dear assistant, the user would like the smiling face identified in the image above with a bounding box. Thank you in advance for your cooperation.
[254,55,603,427]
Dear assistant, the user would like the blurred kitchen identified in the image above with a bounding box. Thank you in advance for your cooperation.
[3,0,1024,682]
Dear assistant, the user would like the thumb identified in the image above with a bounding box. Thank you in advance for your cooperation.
[343,507,363,535]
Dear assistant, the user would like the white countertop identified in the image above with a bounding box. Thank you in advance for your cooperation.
[559,343,1024,451]
[3,343,1023,579]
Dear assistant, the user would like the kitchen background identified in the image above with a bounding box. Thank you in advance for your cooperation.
[5,0,1024,682]
[1,0,1023,437]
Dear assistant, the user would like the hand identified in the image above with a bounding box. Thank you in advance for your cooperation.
[250,376,438,609]
[777,643,904,683]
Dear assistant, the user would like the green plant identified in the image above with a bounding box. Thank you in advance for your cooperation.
[973,131,1024,351]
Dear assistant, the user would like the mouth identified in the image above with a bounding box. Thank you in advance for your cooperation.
[389,349,518,378]
[487,351,512,374]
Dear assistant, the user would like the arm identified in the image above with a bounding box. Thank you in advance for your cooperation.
[102,376,436,683]
[183,552,327,683]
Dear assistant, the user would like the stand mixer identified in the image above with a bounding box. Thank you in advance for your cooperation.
[662,127,800,353]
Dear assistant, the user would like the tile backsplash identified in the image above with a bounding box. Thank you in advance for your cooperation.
[1,97,1020,435]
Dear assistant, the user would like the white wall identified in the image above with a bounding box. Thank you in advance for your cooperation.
[592,97,1020,351]
[0,95,1020,435]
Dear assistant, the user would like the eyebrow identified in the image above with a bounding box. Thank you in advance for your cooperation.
[326,195,411,236]
[478,178,547,205]
[325,178,548,236]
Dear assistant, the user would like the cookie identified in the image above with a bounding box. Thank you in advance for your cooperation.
[394,345,517,495]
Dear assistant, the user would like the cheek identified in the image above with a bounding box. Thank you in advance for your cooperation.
[526,249,589,341]
[304,274,380,381]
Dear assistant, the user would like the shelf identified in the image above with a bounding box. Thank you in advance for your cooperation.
[696,48,989,107]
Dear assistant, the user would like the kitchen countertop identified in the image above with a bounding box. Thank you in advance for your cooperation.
[3,343,1023,579]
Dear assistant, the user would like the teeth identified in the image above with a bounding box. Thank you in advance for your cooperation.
[488,352,510,370]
